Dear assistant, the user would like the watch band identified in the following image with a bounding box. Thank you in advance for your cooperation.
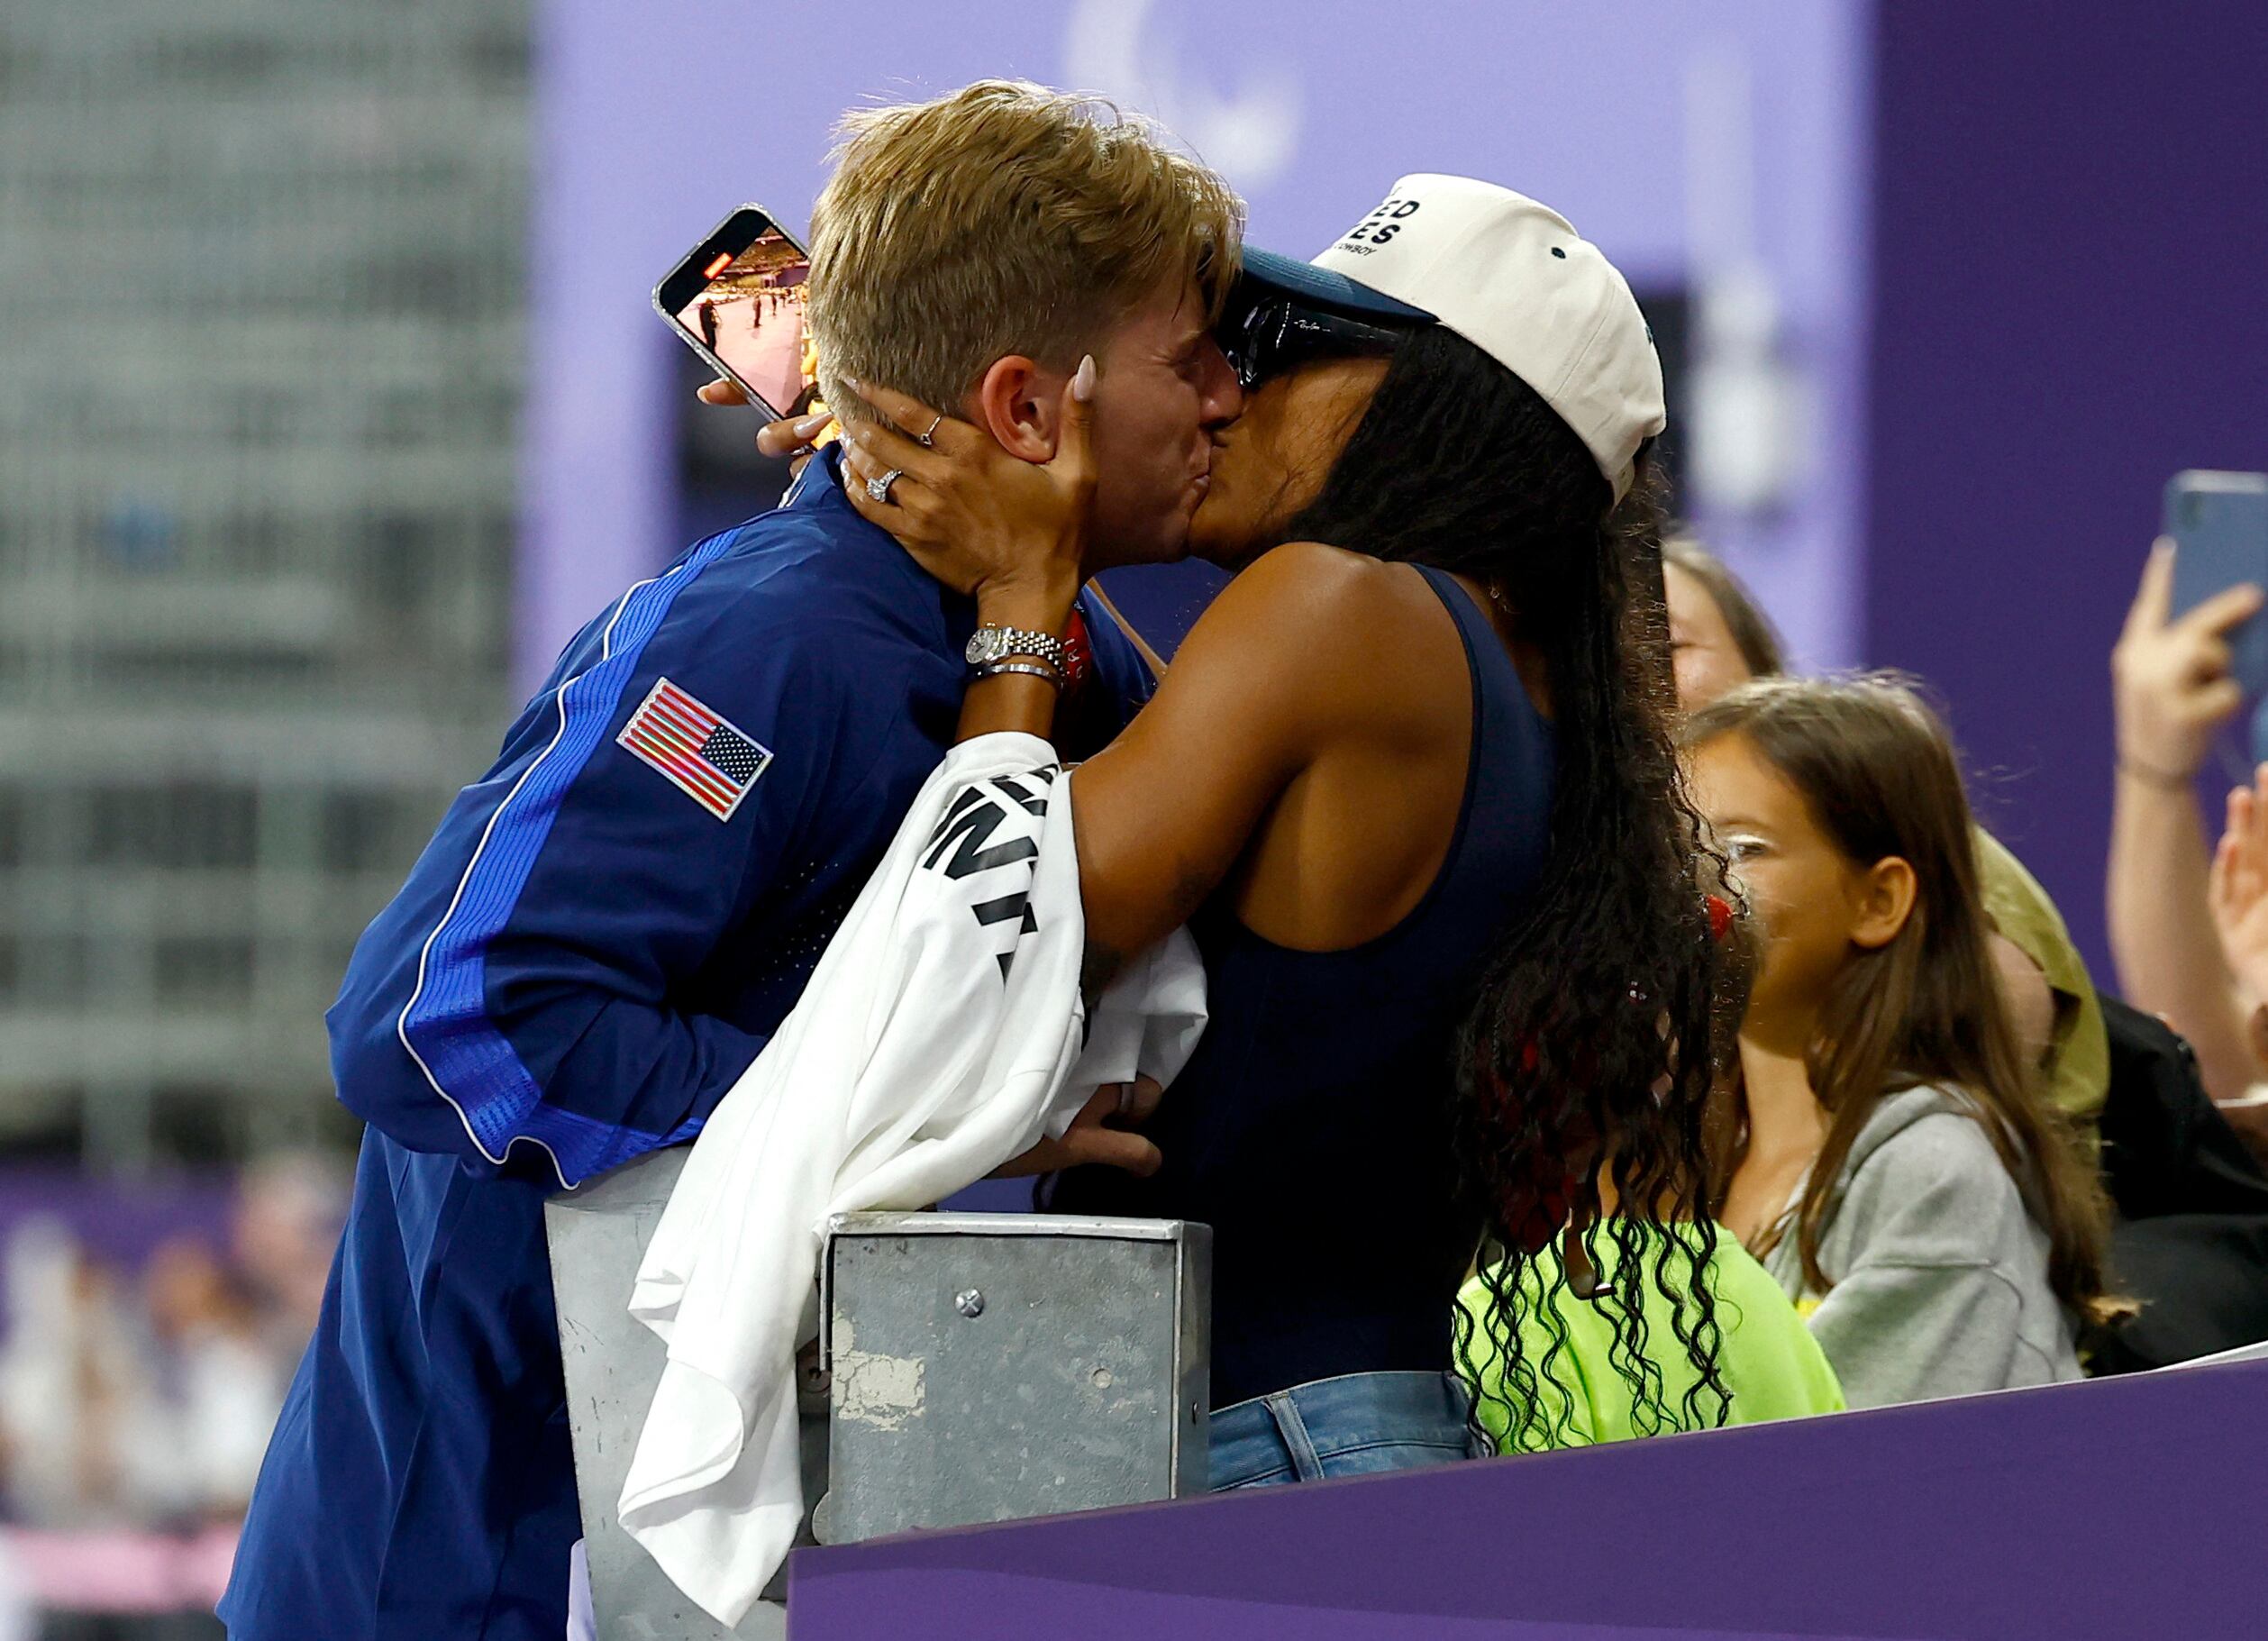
[967,624,1070,674]
[976,659,1065,688]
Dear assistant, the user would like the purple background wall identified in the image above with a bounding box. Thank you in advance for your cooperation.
[522,1,1871,688]
[1863,4,2268,983]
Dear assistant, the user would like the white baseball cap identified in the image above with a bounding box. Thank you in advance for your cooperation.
[1238,173,1666,500]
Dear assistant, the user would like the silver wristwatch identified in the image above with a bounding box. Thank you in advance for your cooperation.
[965,624,1069,675]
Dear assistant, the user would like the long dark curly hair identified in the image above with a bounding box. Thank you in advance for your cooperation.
[1280,324,1753,1448]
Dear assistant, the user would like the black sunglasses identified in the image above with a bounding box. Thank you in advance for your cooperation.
[1222,296,1410,391]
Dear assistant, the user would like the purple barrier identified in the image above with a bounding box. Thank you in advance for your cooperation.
[789,1358,2268,1638]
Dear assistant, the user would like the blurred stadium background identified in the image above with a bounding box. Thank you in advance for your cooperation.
[0,5,525,1632]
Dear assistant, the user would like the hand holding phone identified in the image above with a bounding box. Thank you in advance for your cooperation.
[2166,470,2268,699]
[695,378,833,461]
[654,204,815,421]
[2114,476,2268,786]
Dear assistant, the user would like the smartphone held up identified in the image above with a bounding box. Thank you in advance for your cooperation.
[2167,470,2268,699]
[654,204,817,422]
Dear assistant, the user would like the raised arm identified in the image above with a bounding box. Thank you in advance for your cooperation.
[1056,547,1375,958]
[2207,767,2268,1153]
[2106,542,2262,1103]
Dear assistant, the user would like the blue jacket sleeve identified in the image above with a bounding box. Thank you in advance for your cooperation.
[327,543,919,1187]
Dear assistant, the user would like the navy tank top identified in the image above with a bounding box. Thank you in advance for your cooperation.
[1053,566,1555,1409]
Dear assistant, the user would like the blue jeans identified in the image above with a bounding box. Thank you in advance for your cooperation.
[1207,1370,1480,1491]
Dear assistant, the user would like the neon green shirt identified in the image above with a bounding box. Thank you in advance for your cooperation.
[1457,1224,1845,1454]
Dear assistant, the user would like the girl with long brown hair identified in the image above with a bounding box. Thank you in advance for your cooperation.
[1685,672,2120,1408]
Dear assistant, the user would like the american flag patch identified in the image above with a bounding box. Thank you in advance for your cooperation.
[616,678,772,821]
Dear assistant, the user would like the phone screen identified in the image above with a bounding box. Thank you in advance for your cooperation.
[654,205,814,420]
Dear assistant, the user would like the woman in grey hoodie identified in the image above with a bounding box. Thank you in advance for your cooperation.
[1682,674,2123,1409]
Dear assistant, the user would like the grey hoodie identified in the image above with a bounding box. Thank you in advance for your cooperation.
[1759,1084,2081,1409]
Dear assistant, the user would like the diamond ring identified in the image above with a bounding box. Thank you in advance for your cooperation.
[866,468,904,504]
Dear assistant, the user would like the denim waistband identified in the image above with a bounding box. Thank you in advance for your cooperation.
[1212,1369,1471,1426]
[1208,1370,1478,1491]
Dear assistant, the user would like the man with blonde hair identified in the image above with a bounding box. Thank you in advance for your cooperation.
[806,80,1242,568]
[221,80,1243,1641]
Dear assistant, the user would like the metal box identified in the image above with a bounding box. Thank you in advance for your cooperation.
[819,1211,1211,1544]
[550,1164,1210,1636]
[548,1146,821,1640]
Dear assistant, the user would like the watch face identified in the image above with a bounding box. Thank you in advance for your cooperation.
[964,630,1001,666]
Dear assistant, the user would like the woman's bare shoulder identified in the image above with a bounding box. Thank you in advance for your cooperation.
[1156,542,1463,742]
[1193,540,1448,650]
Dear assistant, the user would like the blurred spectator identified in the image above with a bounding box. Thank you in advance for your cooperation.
[231,1152,349,1350]
[0,1155,342,1537]
[2061,761,2268,1371]
[1663,534,1787,705]
[0,1536,25,1641]
[1664,538,2107,1142]
[121,1239,283,1524]
[1668,543,2268,1382]
[2109,541,2268,1160]
[0,1221,137,1527]
[1687,673,2122,1409]
[2086,989,2268,1372]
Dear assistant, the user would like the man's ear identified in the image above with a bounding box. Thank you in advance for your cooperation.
[972,355,1065,463]
[1849,855,1918,951]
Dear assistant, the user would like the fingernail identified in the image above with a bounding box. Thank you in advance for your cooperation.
[793,412,830,435]
[839,374,862,391]
[1071,355,1097,403]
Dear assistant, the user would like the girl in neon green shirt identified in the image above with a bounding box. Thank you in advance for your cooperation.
[1458,1223,1844,1453]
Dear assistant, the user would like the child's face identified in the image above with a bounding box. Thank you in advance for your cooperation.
[1663,562,1755,714]
[1687,730,1906,1048]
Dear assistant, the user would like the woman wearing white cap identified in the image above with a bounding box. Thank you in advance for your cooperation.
[834,176,1760,1485]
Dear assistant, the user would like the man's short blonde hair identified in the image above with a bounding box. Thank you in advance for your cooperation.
[806,80,1243,427]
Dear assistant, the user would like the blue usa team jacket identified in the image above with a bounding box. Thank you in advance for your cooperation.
[220,449,1153,1641]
